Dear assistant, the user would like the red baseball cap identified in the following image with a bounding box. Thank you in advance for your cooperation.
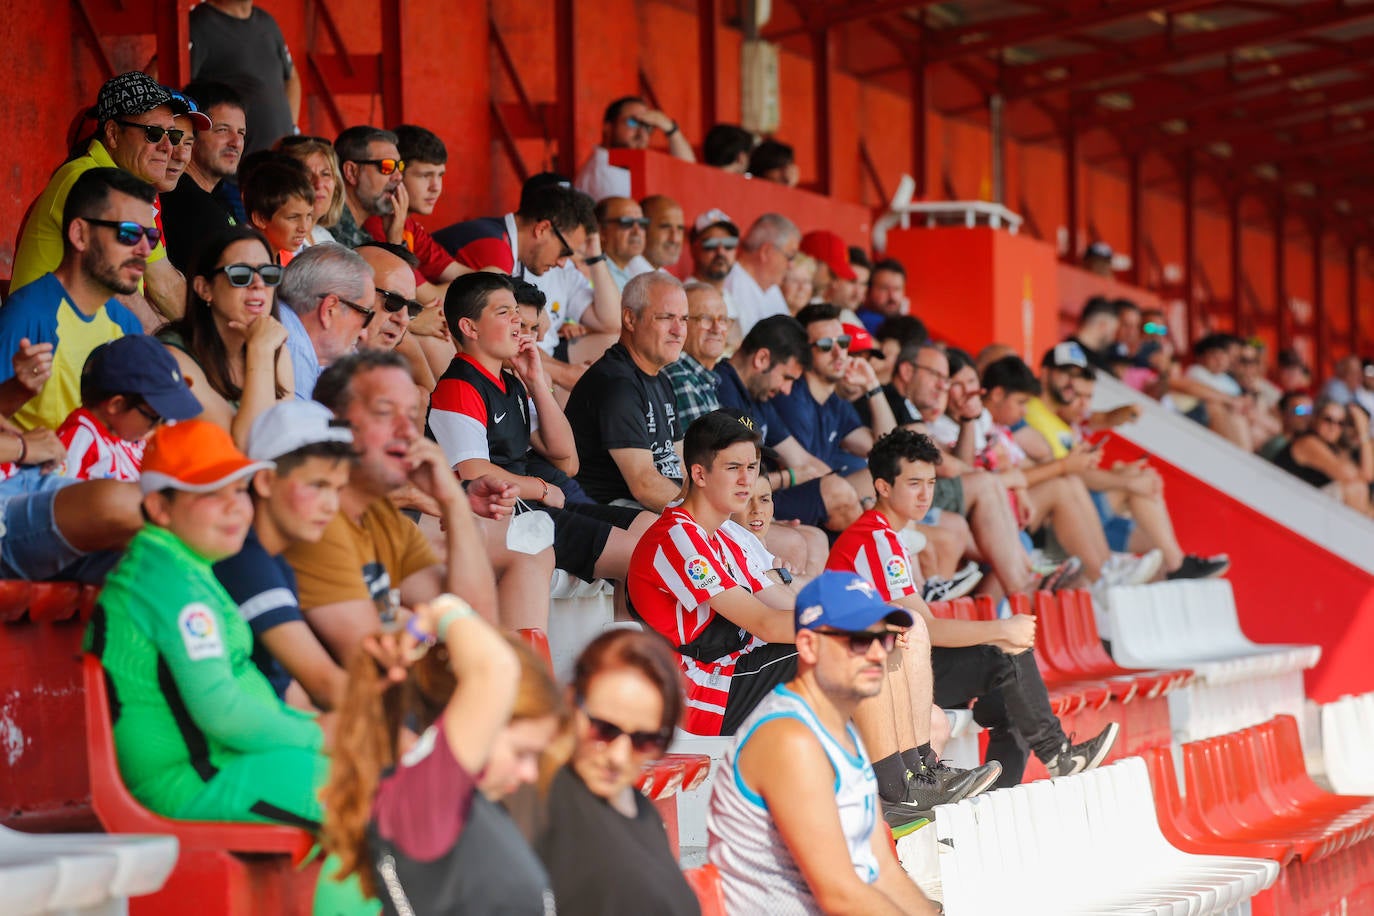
[842,323,875,355]
[800,230,857,282]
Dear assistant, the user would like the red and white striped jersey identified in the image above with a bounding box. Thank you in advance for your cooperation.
[57,407,145,482]
[826,509,920,602]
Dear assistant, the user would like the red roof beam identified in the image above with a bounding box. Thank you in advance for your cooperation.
[1000,1,1374,100]
[762,0,941,41]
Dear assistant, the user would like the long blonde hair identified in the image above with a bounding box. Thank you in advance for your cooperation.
[277,137,346,228]
[319,635,565,899]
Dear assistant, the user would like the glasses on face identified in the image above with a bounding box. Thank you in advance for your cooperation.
[375,287,424,319]
[606,216,650,230]
[914,363,951,385]
[353,158,406,175]
[781,247,800,262]
[579,703,671,753]
[549,222,576,260]
[1293,403,1313,417]
[687,314,733,329]
[816,628,898,654]
[213,263,284,287]
[325,294,375,327]
[84,218,162,247]
[812,335,852,353]
[1318,414,1346,426]
[114,119,185,146]
[700,237,739,251]
[1143,321,1168,336]
[132,403,163,426]
[623,116,654,132]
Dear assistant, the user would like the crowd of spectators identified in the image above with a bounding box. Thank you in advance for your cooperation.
[4,48,1350,912]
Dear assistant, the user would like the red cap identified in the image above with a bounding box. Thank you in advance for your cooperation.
[842,323,875,355]
[799,230,857,282]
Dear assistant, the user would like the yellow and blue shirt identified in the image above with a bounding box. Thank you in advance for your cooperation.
[1023,396,1076,459]
[0,273,142,430]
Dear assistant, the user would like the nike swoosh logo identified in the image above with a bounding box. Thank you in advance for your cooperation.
[493,413,506,423]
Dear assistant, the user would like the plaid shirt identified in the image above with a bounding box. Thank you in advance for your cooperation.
[330,206,371,249]
[662,353,721,429]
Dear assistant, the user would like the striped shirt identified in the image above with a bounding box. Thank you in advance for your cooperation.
[57,407,145,482]
[825,509,921,600]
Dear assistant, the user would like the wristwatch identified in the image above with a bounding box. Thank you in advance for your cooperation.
[665,121,680,137]
[584,254,606,266]
[770,567,794,586]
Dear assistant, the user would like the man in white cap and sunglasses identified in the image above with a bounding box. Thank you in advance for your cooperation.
[708,570,940,916]
[12,70,188,322]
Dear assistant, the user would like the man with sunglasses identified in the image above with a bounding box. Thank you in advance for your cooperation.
[575,96,696,203]
[596,197,655,292]
[12,71,186,323]
[0,169,152,432]
[725,213,800,336]
[332,126,406,250]
[708,571,940,916]
[276,243,376,400]
[356,243,420,353]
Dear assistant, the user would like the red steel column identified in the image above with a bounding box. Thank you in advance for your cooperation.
[1275,197,1289,355]
[1313,218,1327,374]
[698,0,718,140]
[1065,123,1079,263]
[1181,153,1195,346]
[554,0,577,177]
[910,54,927,198]
[1128,152,1143,286]
[1229,193,1243,335]
[811,28,833,197]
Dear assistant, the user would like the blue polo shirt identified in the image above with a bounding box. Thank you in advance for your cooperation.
[771,379,867,475]
[713,360,790,448]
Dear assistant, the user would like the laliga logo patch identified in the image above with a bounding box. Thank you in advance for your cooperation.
[885,556,911,587]
[683,554,720,589]
[178,603,224,661]
[799,604,823,626]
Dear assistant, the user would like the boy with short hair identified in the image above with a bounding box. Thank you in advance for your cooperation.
[243,158,316,263]
[213,400,357,709]
[59,334,203,481]
[86,419,329,828]
[828,428,1119,787]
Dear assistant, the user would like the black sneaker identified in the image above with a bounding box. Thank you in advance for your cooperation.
[881,799,931,839]
[1044,722,1120,778]
[1166,554,1231,580]
[921,562,984,602]
[922,753,1002,800]
[1037,556,1083,593]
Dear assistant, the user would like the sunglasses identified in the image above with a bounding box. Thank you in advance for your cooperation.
[1143,321,1168,336]
[353,158,406,175]
[213,263,284,287]
[84,218,161,247]
[580,704,671,753]
[606,216,650,230]
[813,335,852,353]
[549,222,576,260]
[375,287,424,319]
[624,116,655,132]
[336,296,376,327]
[700,237,739,251]
[815,628,899,654]
[115,119,185,146]
[133,403,163,425]
[1293,403,1313,417]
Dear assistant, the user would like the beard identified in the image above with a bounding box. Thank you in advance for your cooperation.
[83,245,143,296]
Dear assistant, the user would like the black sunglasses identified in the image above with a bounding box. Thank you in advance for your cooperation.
[606,216,650,230]
[114,119,185,146]
[352,157,405,175]
[84,218,161,247]
[213,263,284,287]
[700,237,739,251]
[816,629,898,654]
[375,287,424,319]
[548,222,576,260]
[335,296,376,327]
[133,403,163,426]
[580,703,671,753]
[813,335,852,353]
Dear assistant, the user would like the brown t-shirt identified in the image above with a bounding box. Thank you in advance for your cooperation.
[285,498,438,611]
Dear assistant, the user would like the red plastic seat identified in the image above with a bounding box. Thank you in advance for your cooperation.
[0,580,31,622]
[82,655,317,915]
[28,581,83,624]
[515,627,553,672]
[926,599,954,620]
[77,584,102,623]
[683,863,726,916]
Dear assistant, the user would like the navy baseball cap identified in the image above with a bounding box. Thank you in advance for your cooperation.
[83,335,203,422]
[794,571,913,632]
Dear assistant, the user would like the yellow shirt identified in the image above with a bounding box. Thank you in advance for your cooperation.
[1023,397,1075,460]
[9,141,167,294]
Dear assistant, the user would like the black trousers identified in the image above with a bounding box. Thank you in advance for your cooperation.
[931,645,1066,787]
[721,644,799,735]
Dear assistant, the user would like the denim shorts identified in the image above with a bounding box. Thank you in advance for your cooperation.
[1089,489,1136,554]
[0,471,115,583]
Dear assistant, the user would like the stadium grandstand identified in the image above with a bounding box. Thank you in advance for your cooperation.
[2,0,1374,912]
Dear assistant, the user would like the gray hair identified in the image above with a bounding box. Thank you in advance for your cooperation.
[334,126,399,164]
[278,243,374,317]
[741,213,799,254]
[622,271,684,316]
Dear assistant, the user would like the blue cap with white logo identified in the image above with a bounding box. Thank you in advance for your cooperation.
[794,571,914,632]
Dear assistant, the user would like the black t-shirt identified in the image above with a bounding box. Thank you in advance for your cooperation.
[160,177,236,273]
[564,343,683,504]
[855,382,921,428]
[536,766,700,916]
[189,4,296,152]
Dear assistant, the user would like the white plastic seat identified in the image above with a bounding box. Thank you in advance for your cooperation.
[0,858,60,916]
[1321,692,1374,794]
[0,826,177,899]
[0,848,117,912]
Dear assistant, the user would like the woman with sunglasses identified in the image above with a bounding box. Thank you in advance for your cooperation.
[535,629,700,916]
[157,226,292,448]
[1274,397,1374,515]
[318,596,566,916]
[276,137,345,244]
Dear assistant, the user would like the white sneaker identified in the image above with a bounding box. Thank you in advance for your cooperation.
[1102,549,1163,587]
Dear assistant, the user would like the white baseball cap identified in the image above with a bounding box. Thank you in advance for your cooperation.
[247,401,354,462]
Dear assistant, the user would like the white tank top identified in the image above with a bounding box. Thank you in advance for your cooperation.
[707,685,881,915]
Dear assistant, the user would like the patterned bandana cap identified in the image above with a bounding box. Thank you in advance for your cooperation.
[93,71,173,122]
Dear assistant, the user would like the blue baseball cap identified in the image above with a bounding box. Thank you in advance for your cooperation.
[794,571,913,632]
[83,334,203,422]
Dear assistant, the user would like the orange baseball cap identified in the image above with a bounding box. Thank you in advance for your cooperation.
[139,419,273,495]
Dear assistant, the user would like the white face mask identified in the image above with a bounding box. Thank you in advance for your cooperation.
[506,500,555,555]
